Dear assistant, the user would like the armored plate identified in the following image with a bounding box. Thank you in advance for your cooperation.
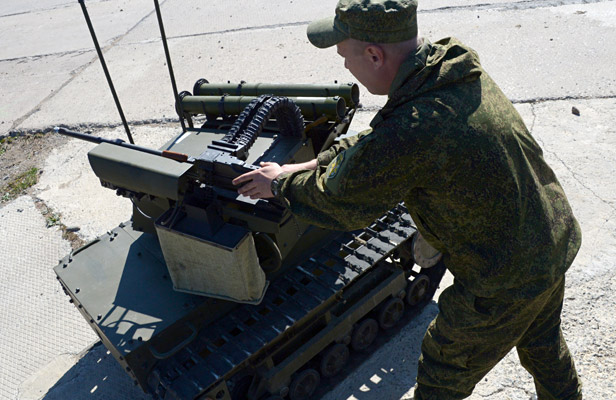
[54,222,204,356]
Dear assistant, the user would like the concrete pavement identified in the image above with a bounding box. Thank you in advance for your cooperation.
[1,1,615,399]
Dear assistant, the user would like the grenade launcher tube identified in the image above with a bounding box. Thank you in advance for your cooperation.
[180,95,346,121]
[193,81,360,107]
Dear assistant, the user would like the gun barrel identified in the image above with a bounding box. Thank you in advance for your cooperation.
[180,95,346,121]
[54,127,117,145]
[54,127,188,162]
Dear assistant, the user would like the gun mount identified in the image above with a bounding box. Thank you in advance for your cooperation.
[56,88,356,305]
[53,3,445,400]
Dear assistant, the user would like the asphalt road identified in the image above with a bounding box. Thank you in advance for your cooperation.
[1,1,615,399]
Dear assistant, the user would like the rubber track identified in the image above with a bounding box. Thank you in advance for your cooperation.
[148,203,419,399]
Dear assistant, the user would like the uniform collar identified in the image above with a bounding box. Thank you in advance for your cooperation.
[370,39,432,128]
[387,39,432,98]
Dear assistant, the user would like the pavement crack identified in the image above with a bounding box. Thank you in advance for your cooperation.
[356,106,382,113]
[512,94,616,104]
[591,209,616,266]
[33,197,85,249]
[6,118,184,138]
[117,0,608,46]
[0,49,94,64]
[423,0,608,13]
[123,21,311,46]
[541,144,616,214]
[7,0,170,135]
[520,101,615,226]
[0,2,73,19]
[528,103,538,135]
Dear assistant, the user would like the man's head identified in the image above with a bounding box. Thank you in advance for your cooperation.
[335,38,418,95]
[307,0,420,95]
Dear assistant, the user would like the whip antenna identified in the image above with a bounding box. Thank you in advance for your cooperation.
[153,0,187,133]
[78,0,134,144]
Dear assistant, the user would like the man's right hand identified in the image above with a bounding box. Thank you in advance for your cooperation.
[232,159,318,200]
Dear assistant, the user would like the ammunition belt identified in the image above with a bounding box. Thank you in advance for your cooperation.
[216,95,304,160]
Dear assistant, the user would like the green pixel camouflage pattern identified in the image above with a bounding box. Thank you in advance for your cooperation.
[307,0,419,48]
[278,37,583,397]
[278,37,581,299]
[414,276,582,399]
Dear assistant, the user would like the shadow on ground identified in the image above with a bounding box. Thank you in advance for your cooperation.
[44,342,151,400]
[43,303,437,400]
[319,302,438,400]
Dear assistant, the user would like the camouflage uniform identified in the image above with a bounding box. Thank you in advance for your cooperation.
[275,37,583,399]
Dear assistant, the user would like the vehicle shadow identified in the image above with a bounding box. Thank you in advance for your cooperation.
[42,302,438,400]
[318,302,438,400]
[43,342,152,400]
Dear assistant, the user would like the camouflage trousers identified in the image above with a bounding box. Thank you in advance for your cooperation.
[414,276,582,400]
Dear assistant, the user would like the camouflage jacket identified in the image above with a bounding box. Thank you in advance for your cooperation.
[277,38,581,298]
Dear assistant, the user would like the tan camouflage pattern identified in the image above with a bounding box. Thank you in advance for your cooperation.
[277,36,583,398]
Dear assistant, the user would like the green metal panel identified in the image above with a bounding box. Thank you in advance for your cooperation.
[160,128,281,166]
[54,223,201,353]
[88,143,192,200]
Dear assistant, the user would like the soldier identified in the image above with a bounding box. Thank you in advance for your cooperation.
[233,0,583,398]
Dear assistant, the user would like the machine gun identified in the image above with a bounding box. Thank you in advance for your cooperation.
[53,2,444,399]
[56,84,358,305]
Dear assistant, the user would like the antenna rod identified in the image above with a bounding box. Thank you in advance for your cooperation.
[78,0,134,144]
[153,0,187,133]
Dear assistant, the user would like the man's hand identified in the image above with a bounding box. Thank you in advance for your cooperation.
[233,162,283,199]
[232,159,318,200]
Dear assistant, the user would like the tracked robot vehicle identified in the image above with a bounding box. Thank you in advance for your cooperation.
[54,2,446,399]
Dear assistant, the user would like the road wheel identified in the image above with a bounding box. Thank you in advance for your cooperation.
[319,343,349,378]
[351,318,379,352]
[378,297,405,330]
[406,275,431,306]
[289,369,320,400]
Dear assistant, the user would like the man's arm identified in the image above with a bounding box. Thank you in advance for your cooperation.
[235,112,437,231]
[233,159,317,199]
[277,107,448,231]
[316,129,373,166]
[232,130,372,199]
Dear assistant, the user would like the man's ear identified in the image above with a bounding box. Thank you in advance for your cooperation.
[365,45,385,69]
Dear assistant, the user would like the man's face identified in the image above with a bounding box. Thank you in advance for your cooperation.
[336,39,384,95]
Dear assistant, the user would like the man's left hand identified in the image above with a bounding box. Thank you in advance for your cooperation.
[232,162,283,199]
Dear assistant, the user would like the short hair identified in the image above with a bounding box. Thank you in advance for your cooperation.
[347,36,422,59]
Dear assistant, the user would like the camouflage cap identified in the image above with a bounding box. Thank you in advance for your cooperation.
[307,0,418,49]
